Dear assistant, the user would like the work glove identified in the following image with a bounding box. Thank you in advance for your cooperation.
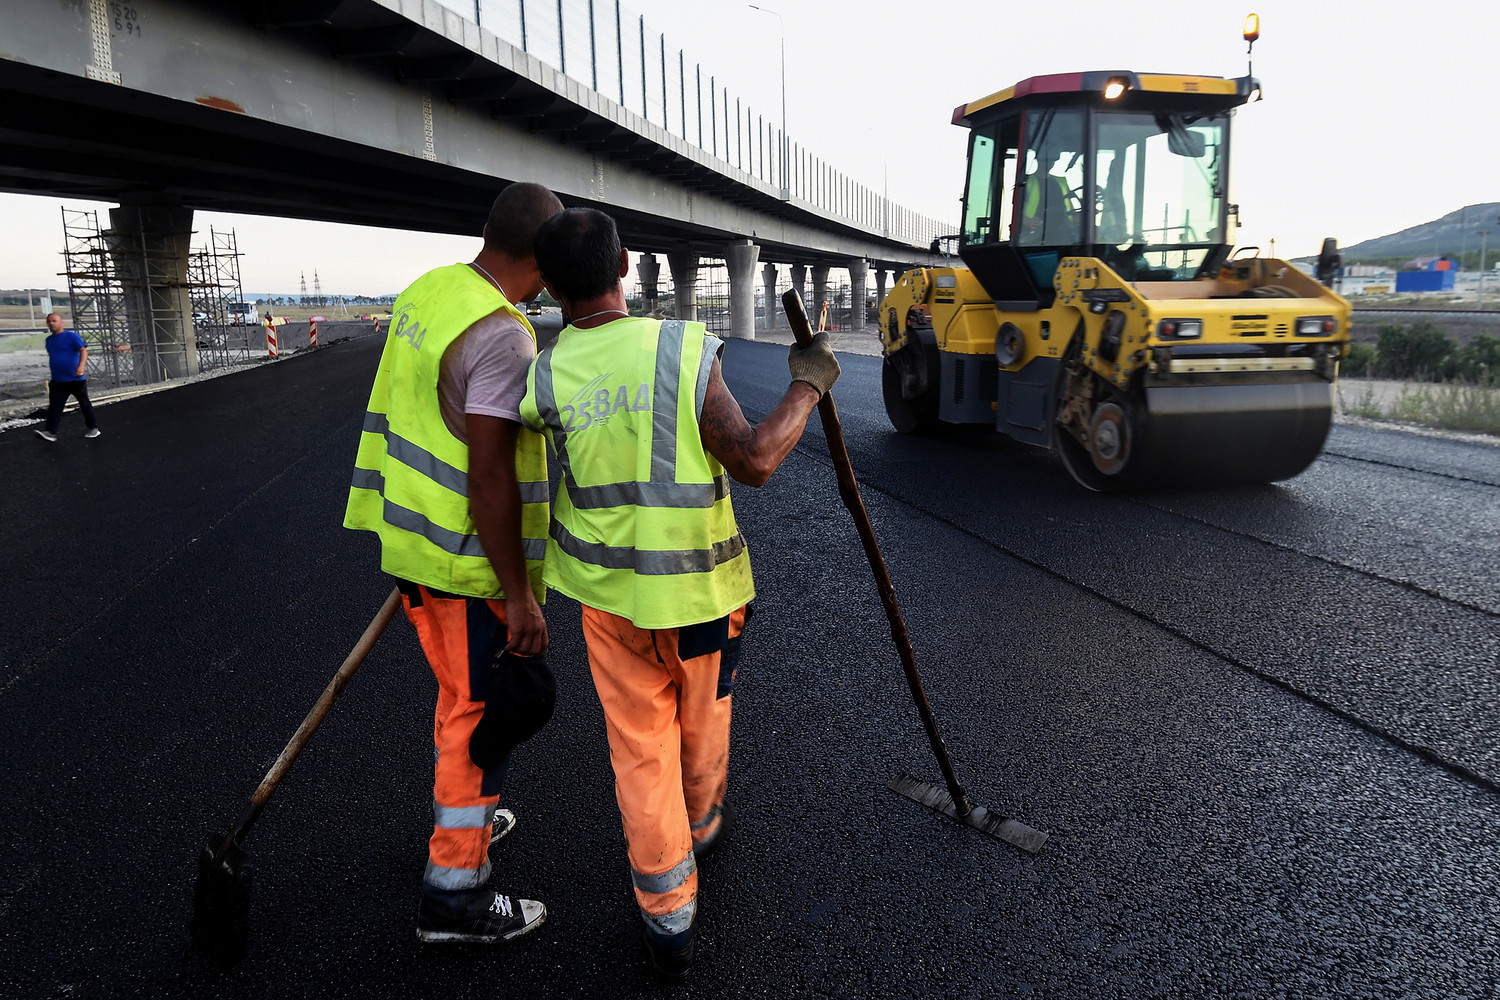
[788,331,841,398]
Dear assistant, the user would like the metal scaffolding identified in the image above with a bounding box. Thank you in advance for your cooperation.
[187,228,255,371]
[696,260,731,337]
[60,209,249,389]
[59,208,133,388]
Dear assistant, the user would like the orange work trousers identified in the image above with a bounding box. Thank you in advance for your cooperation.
[581,603,747,936]
[398,581,513,913]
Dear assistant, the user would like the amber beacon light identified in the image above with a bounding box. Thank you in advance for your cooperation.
[1243,12,1260,43]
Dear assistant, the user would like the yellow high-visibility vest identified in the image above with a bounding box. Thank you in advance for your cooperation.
[520,317,754,628]
[1024,172,1075,226]
[344,263,548,600]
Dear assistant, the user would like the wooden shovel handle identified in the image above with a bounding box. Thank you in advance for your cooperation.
[778,291,973,816]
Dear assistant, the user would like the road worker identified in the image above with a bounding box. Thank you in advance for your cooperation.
[344,182,563,944]
[1021,150,1079,243]
[520,208,841,980]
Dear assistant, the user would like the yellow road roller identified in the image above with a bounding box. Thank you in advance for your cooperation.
[878,67,1350,489]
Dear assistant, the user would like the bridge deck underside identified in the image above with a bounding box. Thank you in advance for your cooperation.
[0,0,937,270]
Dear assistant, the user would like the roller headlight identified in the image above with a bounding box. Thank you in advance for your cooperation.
[1156,318,1202,340]
[1296,315,1337,336]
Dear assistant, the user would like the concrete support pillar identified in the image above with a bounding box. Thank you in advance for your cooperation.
[724,239,761,341]
[107,202,198,384]
[637,253,661,314]
[761,263,779,329]
[666,248,698,321]
[811,264,830,325]
[875,269,889,305]
[790,264,808,311]
[847,258,869,332]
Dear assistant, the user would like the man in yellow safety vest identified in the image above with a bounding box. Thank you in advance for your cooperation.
[520,208,841,981]
[344,182,562,945]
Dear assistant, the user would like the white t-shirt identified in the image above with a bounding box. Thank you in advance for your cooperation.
[436,309,536,443]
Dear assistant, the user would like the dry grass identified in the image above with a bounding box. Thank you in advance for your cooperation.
[1387,382,1500,436]
[0,333,47,354]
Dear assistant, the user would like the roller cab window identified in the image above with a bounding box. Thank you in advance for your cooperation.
[1091,112,1228,281]
[960,118,1019,247]
[1016,109,1085,249]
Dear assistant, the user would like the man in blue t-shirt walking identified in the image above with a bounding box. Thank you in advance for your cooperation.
[37,312,100,442]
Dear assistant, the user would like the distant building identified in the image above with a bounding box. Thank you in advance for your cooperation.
[1395,256,1457,292]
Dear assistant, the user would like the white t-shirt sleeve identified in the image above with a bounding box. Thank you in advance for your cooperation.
[436,311,536,441]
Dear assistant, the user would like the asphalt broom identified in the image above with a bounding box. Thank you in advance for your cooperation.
[782,291,1047,854]
[191,586,403,965]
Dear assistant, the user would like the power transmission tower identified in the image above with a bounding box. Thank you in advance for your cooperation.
[299,271,308,307]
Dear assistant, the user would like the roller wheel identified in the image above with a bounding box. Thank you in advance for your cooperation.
[1087,403,1131,476]
[882,352,939,434]
[1053,339,1136,491]
[1055,413,1128,491]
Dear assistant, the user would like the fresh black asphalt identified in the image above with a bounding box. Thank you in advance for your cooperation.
[2,334,1498,998]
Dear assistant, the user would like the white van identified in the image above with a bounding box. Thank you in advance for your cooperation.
[227,302,259,325]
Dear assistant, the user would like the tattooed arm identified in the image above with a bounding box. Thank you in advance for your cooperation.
[699,357,820,487]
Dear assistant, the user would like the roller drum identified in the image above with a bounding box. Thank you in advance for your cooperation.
[1131,380,1334,485]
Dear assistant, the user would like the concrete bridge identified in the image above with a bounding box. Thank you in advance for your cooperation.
[0,0,949,382]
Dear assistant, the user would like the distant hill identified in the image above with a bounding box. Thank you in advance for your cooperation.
[1340,203,1500,265]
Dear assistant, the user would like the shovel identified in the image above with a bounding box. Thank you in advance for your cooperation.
[191,586,402,965]
[781,291,1046,854]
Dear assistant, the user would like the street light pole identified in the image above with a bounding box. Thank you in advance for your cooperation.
[748,4,788,200]
[1481,228,1490,309]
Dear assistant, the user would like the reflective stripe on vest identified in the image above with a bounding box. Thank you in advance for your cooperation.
[522,317,755,629]
[343,262,549,600]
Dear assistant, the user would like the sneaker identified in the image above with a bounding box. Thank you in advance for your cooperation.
[642,925,694,982]
[34,429,57,442]
[489,807,516,845]
[84,428,101,438]
[416,891,546,944]
[692,800,734,861]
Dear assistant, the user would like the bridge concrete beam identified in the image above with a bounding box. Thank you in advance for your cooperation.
[637,254,661,314]
[811,265,830,323]
[847,258,869,333]
[761,263,779,330]
[106,202,198,384]
[725,240,761,341]
[667,248,698,322]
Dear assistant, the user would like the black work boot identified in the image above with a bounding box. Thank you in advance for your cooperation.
[691,800,735,861]
[642,924,694,982]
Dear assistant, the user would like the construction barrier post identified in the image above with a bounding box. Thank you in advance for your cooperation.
[309,318,318,348]
[265,316,278,358]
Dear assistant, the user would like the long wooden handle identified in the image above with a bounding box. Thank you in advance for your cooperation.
[223,587,403,850]
[780,291,972,816]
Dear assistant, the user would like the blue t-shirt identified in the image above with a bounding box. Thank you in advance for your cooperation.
[46,330,87,382]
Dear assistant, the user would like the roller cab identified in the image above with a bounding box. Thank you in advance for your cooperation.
[879,70,1351,489]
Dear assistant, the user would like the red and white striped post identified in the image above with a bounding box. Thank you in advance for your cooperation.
[265,316,278,357]
[308,317,318,348]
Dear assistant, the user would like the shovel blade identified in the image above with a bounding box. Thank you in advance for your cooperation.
[888,772,1049,854]
[191,833,252,967]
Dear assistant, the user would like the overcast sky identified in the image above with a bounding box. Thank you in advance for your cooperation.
[3,0,1497,294]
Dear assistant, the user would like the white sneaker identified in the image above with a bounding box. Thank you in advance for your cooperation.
[415,892,547,943]
[489,807,517,845]
[84,428,101,438]
[34,429,57,442]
